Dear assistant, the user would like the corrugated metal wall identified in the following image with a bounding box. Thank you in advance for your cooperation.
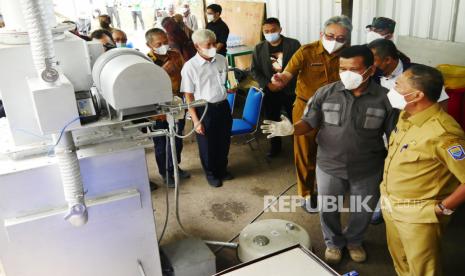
[351,0,465,45]
[265,0,341,44]
[265,0,465,45]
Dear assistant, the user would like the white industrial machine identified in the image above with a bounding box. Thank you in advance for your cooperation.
[0,2,321,276]
[217,244,340,276]
[0,1,207,275]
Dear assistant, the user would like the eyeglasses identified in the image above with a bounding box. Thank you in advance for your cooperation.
[323,33,347,43]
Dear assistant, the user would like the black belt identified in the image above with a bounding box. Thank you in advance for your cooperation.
[208,99,228,106]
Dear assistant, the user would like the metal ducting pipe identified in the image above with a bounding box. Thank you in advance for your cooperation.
[53,132,88,226]
[19,0,59,83]
[19,0,87,226]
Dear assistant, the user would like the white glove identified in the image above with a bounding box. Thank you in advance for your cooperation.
[261,115,294,139]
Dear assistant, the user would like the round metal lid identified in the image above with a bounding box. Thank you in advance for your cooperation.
[238,219,311,262]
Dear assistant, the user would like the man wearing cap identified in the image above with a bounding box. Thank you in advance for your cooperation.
[380,64,465,276]
[366,17,396,43]
[271,15,353,210]
[365,16,415,68]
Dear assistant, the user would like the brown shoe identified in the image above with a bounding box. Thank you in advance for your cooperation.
[347,245,367,263]
[324,247,342,264]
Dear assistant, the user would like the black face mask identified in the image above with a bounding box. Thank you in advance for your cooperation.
[103,43,116,51]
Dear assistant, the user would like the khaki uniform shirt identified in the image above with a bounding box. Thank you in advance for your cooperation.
[380,104,465,223]
[284,40,341,103]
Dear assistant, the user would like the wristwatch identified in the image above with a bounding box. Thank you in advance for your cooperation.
[438,203,454,215]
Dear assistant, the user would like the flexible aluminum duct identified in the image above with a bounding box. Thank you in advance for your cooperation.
[19,0,59,83]
[53,132,88,226]
[19,0,87,226]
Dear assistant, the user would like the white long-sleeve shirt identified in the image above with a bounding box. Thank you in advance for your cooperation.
[183,13,198,31]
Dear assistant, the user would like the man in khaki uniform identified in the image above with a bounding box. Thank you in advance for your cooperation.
[381,64,465,276]
[272,15,352,208]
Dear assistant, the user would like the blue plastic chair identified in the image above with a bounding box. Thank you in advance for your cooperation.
[227,92,236,114]
[231,87,264,149]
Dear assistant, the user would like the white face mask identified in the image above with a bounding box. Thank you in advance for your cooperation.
[206,14,215,22]
[264,32,280,43]
[181,8,189,14]
[366,31,386,43]
[322,37,345,54]
[154,44,169,55]
[387,87,416,109]
[339,68,370,90]
[201,47,216,58]
[116,42,126,48]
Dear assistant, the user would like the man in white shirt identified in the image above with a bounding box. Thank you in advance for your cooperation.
[130,0,145,30]
[368,38,449,110]
[181,3,198,31]
[105,0,121,28]
[181,29,233,187]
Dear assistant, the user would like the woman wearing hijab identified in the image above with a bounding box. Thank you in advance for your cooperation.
[161,17,196,61]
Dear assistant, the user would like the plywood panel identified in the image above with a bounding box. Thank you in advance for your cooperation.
[214,0,265,69]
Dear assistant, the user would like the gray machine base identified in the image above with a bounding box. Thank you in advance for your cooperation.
[161,238,216,276]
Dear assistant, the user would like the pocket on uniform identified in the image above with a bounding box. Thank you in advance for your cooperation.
[322,102,341,126]
[363,107,385,129]
[403,151,419,162]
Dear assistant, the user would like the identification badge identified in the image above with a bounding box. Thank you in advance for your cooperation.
[448,145,465,160]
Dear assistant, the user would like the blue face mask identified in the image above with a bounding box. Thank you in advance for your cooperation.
[264,32,280,43]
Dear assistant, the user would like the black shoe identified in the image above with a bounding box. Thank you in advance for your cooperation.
[149,181,158,191]
[207,177,223,187]
[222,171,234,181]
[162,175,176,188]
[178,168,191,179]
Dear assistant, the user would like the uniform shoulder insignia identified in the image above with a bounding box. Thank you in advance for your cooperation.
[447,145,465,161]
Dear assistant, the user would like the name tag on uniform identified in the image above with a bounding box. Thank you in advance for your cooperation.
[310,62,323,66]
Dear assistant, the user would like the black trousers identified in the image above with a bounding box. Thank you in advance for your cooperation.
[263,90,295,151]
[152,119,185,177]
[195,100,232,180]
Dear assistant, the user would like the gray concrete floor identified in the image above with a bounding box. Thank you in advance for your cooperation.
[147,131,465,276]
